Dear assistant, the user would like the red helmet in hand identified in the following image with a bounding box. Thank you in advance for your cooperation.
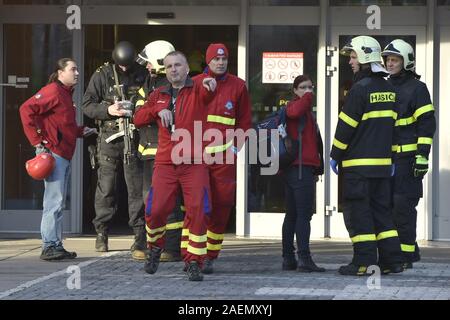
[25,153,55,180]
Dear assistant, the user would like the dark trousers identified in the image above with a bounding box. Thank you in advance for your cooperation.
[282,166,314,259]
[143,158,184,254]
[392,160,422,263]
[342,174,403,266]
[92,140,144,234]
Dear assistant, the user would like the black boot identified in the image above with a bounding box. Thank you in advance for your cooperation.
[144,247,162,274]
[95,233,108,252]
[201,258,214,274]
[186,261,204,281]
[338,263,368,276]
[379,263,404,275]
[131,228,148,261]
[282,256,297,271]
[297,255,326,273]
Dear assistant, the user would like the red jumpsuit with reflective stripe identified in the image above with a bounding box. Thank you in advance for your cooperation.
[193,72,252,260]
[134,77,213,265]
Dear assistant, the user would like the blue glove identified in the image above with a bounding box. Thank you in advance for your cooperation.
[231,146,238,155]
[330,159,338,175]
[391,164,395,177]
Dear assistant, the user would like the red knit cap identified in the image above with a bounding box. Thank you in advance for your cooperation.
[206,43,229,64]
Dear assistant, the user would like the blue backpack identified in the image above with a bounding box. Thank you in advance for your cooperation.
[255,107,305,172]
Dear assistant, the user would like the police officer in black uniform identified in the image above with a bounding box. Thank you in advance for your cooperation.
[135,40,184,262]
[83,41,147,260]
[330,36,404,276]
[382,39,436,269]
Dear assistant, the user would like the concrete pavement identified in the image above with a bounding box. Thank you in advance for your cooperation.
[0,236,449,300]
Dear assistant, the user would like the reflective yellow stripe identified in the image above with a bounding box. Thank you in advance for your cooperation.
[397,144,417,153]
[207,115,236,126]
[181,240,188,249]
[146,225,166,235]
[361,110,397,121]
[166,221,183,230]
[207,243,222,251]
[138,88,145,97]
[138,144,157,156]
[207,230,224,241]
[342,158,391,167]
[376,230,398,241]
[333,138,348,150]
[136,100,145,107]
[351,234,377,243]
[182,229,189,237]
[392,145,398,152]
[369,92,396,103]
[205,140,233,154]
[147,231,165,242]
[189,233,207,243]
[187,245,207,256]
[180,205,186,212]
[395,116,416,126]
[417,137,433,145]
[414,104,434,119]
[339,112,359,128]
[401,244,416,253]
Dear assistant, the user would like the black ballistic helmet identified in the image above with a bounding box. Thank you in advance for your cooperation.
[112,41,136,67]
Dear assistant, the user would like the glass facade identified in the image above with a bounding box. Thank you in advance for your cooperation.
[2,24,72,210]
[248,25,319,213]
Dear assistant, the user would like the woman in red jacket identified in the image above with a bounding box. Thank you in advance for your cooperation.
[282,75,325,272]
[20,58,96,261]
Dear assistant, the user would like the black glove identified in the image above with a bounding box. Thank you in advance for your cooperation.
[413,155,428,178]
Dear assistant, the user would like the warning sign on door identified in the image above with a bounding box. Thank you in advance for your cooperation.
[262,52,303,84]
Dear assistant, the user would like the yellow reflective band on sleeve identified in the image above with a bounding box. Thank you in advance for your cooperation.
[351,234,377,243]
[392,145,398,152]
[417,137,433,145]
[401,244,416,253]
[369,92,396,103]
[180,205,186,212]
[181,240,188,249]
[342,158,391,167]
[414,104,434,119]
[187,245,207,256]
[376,230,399,241]
[205,140,233,154]
[395,116,416,127]
[138,88,145,98]
[361,110,397,121]
[397,144,417,153]
[189,233,207,243]
[333,138,348,150]
[138,144,157,156]
[207,243,222,251]
[339,112,359,128]
[147,231,165,242]
[136,100,145,107]
[182,229,190,237]
[207,115,236,126]
[166,221,183,230]
[146,225,166,235]
[207,230,225,241]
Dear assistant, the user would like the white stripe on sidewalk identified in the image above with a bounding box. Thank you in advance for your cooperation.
[0,252,121,299]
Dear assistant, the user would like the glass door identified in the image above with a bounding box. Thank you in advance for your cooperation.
[0,24,73,233]
[329,26,427,239]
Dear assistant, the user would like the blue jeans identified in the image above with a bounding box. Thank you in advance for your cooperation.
[41,152,71,249]
[282,165,314,259]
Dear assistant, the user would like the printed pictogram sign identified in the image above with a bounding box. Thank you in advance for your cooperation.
[262,52,304,84]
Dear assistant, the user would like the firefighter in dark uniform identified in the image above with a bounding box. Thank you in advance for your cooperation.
[330,36,404,276]
[135,40,185,262]
[83,41,147,260]
[382,39,436,269]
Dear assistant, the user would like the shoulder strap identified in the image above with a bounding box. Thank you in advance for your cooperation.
[297,114,307,179]
[111,64,123,99]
